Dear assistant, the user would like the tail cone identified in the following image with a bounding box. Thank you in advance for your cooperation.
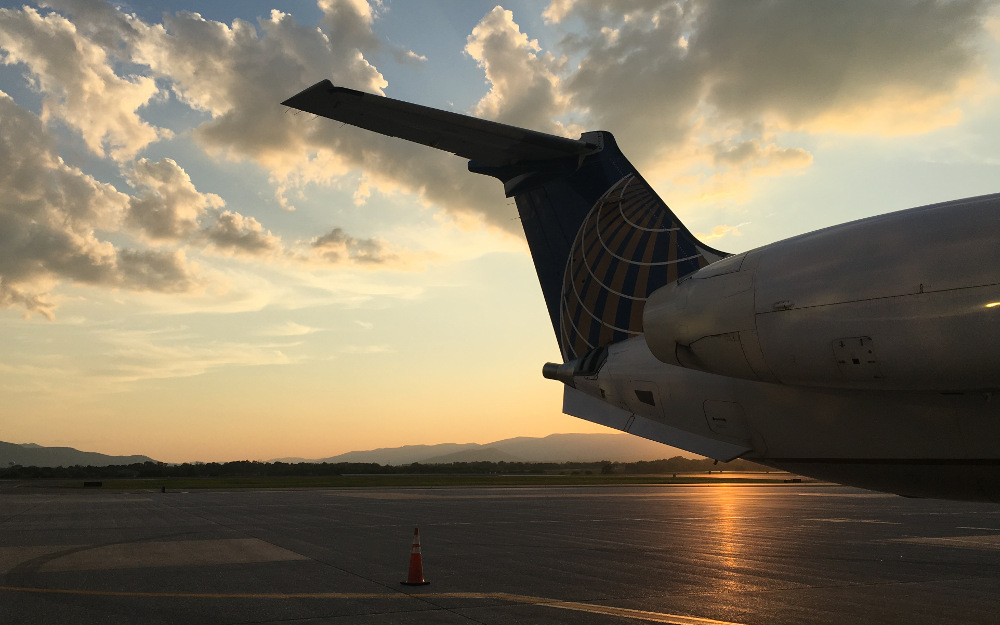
[400,527,430,586]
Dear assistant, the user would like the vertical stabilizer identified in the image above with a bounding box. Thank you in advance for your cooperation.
[474,132,727,360]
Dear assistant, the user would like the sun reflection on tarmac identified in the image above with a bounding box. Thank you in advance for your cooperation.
[704,486,753,596]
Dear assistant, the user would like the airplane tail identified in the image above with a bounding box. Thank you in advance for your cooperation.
[472,133,726,360]
[282,81,727,360]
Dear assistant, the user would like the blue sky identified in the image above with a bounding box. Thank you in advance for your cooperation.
[1,0,998,462]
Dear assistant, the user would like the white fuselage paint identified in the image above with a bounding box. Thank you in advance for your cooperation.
[564,195,1000,500]
[643,194,1000,392]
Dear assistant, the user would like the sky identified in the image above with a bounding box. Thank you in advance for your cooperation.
[1,0,999,463]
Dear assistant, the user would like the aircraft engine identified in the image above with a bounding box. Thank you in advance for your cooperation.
[643,202,1000,392]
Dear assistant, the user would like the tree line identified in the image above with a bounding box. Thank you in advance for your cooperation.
[0,456,769,480]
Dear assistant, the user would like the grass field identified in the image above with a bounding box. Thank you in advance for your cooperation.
[66,472,814,490]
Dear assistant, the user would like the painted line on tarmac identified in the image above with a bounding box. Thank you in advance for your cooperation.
[0,586,747,625]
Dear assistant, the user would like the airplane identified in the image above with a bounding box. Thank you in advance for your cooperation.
[283,80,1000,502]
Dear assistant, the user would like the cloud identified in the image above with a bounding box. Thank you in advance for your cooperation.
[13,0,994,245]
[260,321,320,337]
[321,1,427,70]
[317,0,382,57]
[91,327,294,383]
[0,92,201,318]
[391,48,427,65]
[116,248,197,293]
[309,227,398,266]
[465,6,576,136]
[554,0,991,152]
[557,1,699,163]
[128,8,388,167]
[989,14,1000,41]
[201,210,281,257]
[118,6,507,228]
[689,0,988,132]
[36,0,139,52]
[536,0,995,211]
[711,139,813,174]
[696,223,748,243]
[0,5,169,161]
[1,2,513,232]
[126,158,225,241]
[31,3,509,229]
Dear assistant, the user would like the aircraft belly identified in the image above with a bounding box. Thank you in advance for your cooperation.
[562,386,751,461]
[585,337,1000,464]
[570,335,1000,499]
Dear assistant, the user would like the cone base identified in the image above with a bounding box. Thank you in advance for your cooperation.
[400,580,430,586]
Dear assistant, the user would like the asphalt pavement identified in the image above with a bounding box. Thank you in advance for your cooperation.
[2,482,999,624]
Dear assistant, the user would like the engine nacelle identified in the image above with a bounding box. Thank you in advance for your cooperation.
[643,198,1000,391]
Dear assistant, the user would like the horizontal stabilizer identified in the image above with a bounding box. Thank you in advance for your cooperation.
[282,80,598,167]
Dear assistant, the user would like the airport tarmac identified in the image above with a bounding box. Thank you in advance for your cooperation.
[2,482,999,624]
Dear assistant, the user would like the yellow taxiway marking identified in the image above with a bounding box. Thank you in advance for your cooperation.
[0,586,748,625]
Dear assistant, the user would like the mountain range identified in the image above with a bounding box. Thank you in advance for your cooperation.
[0,441,156,468]
[1,433,696,468]
[270,433,696,465]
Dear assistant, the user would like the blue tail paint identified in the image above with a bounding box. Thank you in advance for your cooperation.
[472,131,727,361]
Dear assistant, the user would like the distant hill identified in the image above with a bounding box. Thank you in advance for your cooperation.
[421,446,523,464]
[272,433,698,465]
[0,441,156,467]
[273,442,482,466]
[0,433,697,469]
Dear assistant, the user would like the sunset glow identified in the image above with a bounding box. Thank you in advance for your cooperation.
[1,1,999,462]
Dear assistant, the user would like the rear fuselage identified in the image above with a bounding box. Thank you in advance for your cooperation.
[568,195,1000,501]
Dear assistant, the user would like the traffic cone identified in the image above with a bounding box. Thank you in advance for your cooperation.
[400,527,430,586]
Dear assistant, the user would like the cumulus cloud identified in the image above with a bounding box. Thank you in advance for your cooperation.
[36,0,139,51]
[318,0,382,57]
[8,0,994,249]
[553,0,990,148]
[689,0,987,131]
[466,6,576,136]
[0,3,524,232]
[0,5,169,160]
[310,227,398,266]
[128,8,388,166]
[318,0,426,66]
[0,92,201,318]
[127,158,225,241]
[534,0,994,209]
[201,211,281,257]
[116,249,196,293]
[90,4,509,228]
[557,1,699,163]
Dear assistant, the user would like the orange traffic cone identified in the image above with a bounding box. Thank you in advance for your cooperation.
[400,527,430,586]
